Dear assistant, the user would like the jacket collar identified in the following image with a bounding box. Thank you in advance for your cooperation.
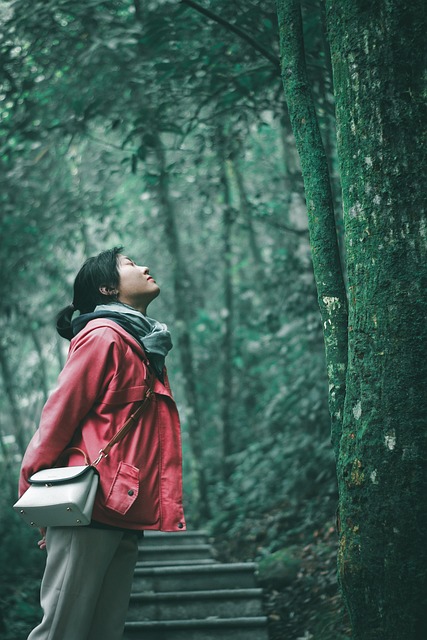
[72,318,149,363]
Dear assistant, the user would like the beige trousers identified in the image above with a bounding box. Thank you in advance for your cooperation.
[28,526,139,640]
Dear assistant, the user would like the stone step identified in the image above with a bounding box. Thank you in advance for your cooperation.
[128,588,264,621]
[124,616,269,640]
[138,543,213,563]
[143,530,209,546]
[139,558,217,568]
[132,562,259,593]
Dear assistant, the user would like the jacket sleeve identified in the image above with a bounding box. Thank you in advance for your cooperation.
[18,327,121,496]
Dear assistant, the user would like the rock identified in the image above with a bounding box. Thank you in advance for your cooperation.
[256,546,302,588]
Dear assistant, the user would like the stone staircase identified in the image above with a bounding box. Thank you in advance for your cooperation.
[124,530,269,640]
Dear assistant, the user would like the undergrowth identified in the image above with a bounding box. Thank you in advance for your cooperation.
[0,487,44,640]
[209,428,351,639]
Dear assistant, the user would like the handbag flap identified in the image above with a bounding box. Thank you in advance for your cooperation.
[29,465,97,485]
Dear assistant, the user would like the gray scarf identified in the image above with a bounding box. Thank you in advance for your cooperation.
[94,303,173,378]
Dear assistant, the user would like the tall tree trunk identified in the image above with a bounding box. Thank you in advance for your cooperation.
[153,131,211,522]
[218,152,235,479]
[56,334,65,371]
[0,341,26,455]
[131,0,210,521]
[319,2,345,276]
[16,308,49,402]
[28,324,49,403]
[276,0,348,457]
[0,422,16,496]
[279,109,304,208]
[231,159,264,270]
[326,1,427,638]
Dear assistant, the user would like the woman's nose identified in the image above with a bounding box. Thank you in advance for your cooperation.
[141,266,149,274]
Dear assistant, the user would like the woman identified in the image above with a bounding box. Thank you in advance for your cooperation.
[19,247,186,640]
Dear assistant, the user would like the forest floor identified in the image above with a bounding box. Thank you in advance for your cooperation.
[212,516,352,640]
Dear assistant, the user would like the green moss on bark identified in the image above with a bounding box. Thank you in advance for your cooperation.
[276,0,348,458]
[326,0,427,637]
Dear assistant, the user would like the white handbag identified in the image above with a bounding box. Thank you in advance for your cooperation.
[13,465,99,528]
[14,373,155,528]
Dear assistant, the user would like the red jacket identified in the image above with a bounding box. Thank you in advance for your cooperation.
[19,319,186,532]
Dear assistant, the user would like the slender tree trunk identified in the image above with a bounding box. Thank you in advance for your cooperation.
[276,0,348,457]
[0,422,16,495]
[153,131,211,522]
[56,335,65,371]
[0,341,26,455]
[318,3,345,276]
[279,105,304,220]
[218,151,235,479]
[28,325,49,403]
[231,159,264,269]
[16,308,49,402]
[325,1,427,637]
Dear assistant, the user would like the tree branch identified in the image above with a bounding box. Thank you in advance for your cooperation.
[251,215,308,236]
[180,0,280,73]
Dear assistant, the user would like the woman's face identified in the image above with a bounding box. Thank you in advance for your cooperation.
[116,255,160,312]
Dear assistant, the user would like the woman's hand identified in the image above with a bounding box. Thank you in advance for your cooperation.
[37,528,47,550]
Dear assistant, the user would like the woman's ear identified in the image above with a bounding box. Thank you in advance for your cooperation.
[99,285,118,296]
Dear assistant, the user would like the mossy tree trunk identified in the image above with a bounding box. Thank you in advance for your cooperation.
[277,0,426,636]
[325,1,427,637]
[276,0,348,457]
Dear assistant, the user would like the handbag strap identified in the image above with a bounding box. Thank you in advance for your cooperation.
[56,446,91,466]
[91,371,156,466]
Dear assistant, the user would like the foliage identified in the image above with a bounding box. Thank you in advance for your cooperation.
[263,525,351,640]
[0,483,44,639]
[0,0,346,637]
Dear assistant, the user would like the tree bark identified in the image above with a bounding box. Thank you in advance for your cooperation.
[325,1,427,638]
[153,131,211,523]
[276,0,348,457]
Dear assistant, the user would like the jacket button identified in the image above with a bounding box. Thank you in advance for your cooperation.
[128,490,134,496]
[178,522,184,529]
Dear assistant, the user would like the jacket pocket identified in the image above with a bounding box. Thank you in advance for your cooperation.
[105,462,139,515]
